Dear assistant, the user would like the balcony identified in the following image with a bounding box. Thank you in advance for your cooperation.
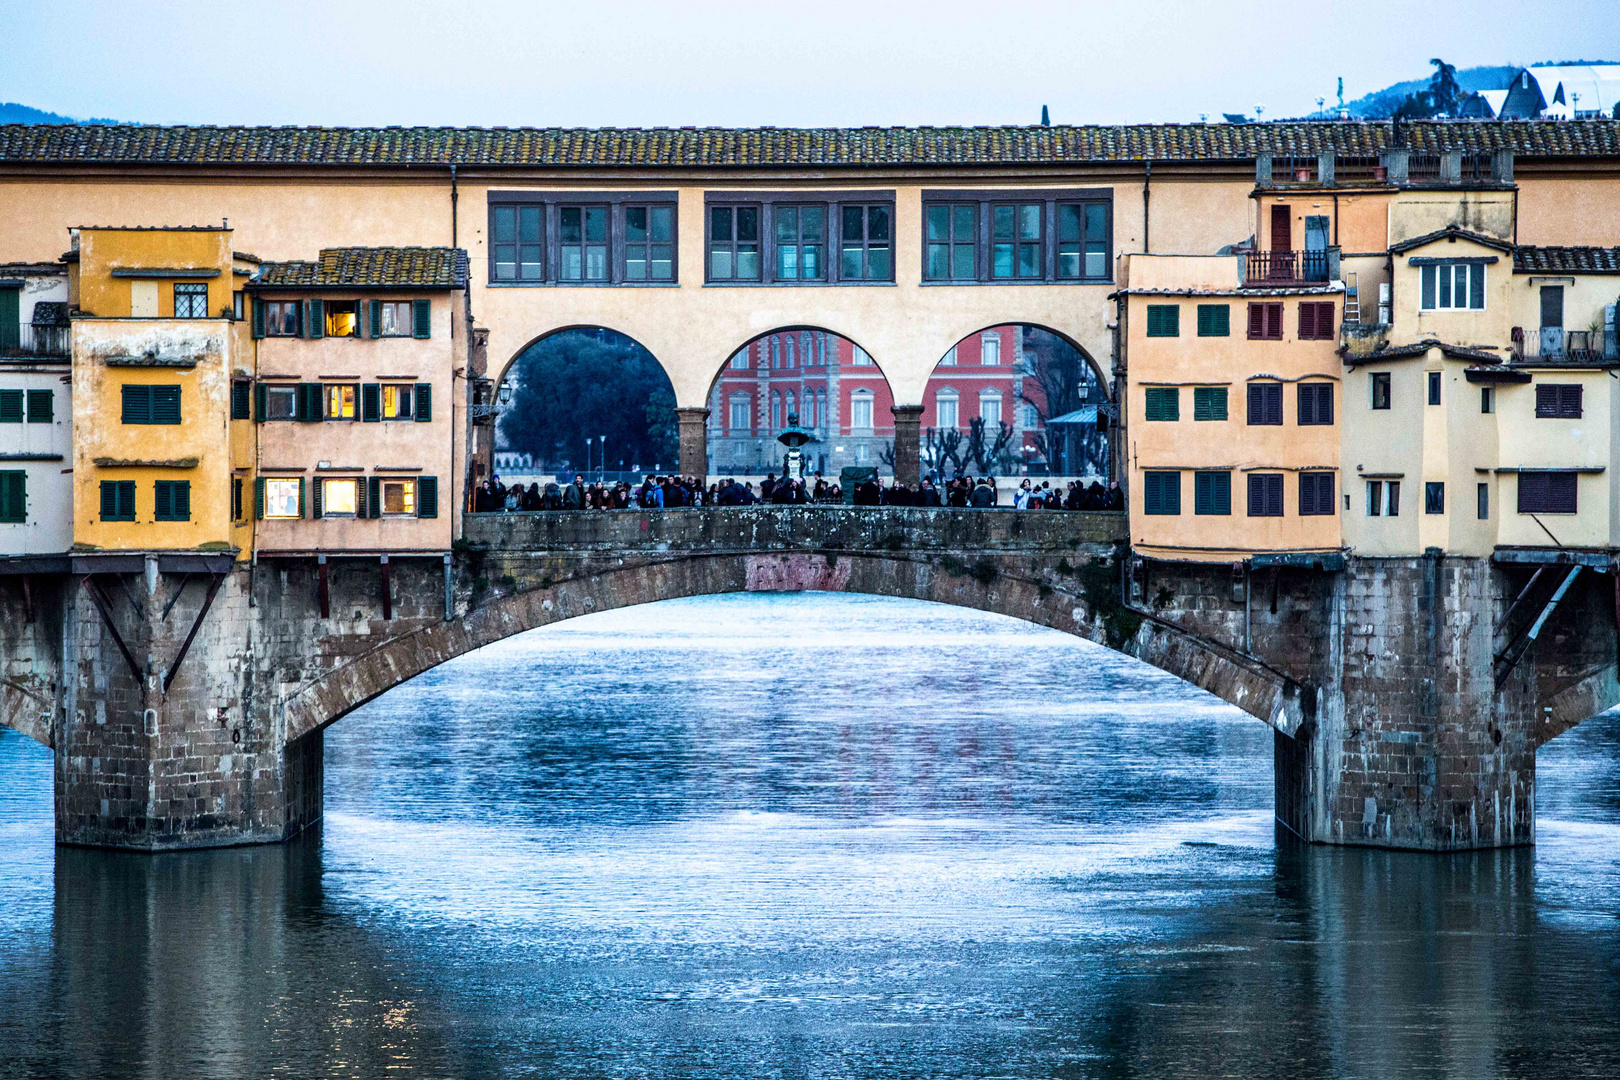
[0,324,70,359]
[1257,149,1509,188]
[1243,249,1331,286]
[1511,328,1615,363]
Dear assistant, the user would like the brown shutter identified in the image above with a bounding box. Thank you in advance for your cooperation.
[1316,302,1335,338]
[1267,303,1284,340]
[1248,303,1266,339]
[1270,205,1292,252]
[1299,302,1316,340]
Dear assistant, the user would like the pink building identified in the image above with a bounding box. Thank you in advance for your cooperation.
[707,326,1054,478]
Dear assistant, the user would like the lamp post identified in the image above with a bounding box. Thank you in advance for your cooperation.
[598,435,606,482]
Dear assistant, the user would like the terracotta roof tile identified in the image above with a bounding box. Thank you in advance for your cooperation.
[1513,245,1620,274]
[3,120,1617,168]
[1388,224,1515,254]
[254,247,468,289]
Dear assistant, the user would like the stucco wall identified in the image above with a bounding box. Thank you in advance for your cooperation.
[0,364,72,554]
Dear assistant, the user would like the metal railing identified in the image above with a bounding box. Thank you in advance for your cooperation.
[0,324,70,358]
[1335,155,1384,182]
[1512,329,1609,363]
[1272,155,1318,182]
[1407,153,1443,183]
[1244,249,1330,285]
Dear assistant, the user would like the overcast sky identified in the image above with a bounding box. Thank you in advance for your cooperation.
[3,0,1616,127]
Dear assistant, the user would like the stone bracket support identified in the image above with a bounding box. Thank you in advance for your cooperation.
[81,575,141,679]
[675,407,710,482]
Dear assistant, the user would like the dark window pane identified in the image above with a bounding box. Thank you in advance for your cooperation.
[1018,205,1041,240]
[843,205,864,242]
[867,206,890,242]
[650,207,673,241]
[802,207,824,240]
[625,206,647,242]
[1058,204,1081,242]
[711,206,733,241]
[993,205,1015,240]
[952,245,975,279]
[1085,203,1107,240]
[519,206,541,241]
[777,206,799,242]
[560,207,581,244]
[493,206,516,242]
[954,205,974,237]
[585,207,606,243]
[736,207,759,242]
[927,205,949,241]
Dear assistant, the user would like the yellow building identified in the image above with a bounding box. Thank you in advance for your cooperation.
[1118,253,1344,562]
[68,226,255,554]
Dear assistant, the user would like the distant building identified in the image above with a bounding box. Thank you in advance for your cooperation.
[0,262,71,554]
[1495,64,1620,120]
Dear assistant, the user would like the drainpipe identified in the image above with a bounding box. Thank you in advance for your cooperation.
[1142,162,1152,254]
[450,164,459,249]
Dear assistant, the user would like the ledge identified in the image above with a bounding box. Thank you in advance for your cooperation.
[105,355,201,368]
[109,267,222,278]
[0,453,64,461]
[91,456,199,468]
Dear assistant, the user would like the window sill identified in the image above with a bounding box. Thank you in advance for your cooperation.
[702,280,897,288]
[485,281,680,289]
[918,278,1114,287]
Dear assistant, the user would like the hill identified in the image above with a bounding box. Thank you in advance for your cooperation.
[1345,65,1518,118]
[0,102,130,125]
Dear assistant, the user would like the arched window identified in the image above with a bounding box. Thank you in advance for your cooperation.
[785,337,796,368]
[730,350,748,370]
[852,345,873,367]
[979,388,1002,427]
[770,391,781,431]
[817,333,828,366]
[850,389,874,430]
[935,386,959,430]
[816,389,828,429]
[770,337,781,369]
[729,393,751,432]
[786,390,796,421]
[799,332,812,366]
[980,332,1002,366]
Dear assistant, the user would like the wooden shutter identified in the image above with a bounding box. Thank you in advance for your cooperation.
[1299,302,1317,341]
[306,298,324,339]
[1550,473,1577,513]
[1562,385,1582,418]
[231,381,250,420]
[0,390,22,423]
[355,474,368,518]
[362,383,381,422]
[1266,303,1283,340]
[121,385,150,424]
[296,382,323,422]
[252,297,266,338]
[414,383,432,422]
[1315,302,1335,338]
[412,299,431,339]
[100,480,117,520]
[174,481,189,521]
[26,389,52,423]
[255,476,266,520]
[312,477,323,519]
[417,476,438,518]
[1247,303,1266,339]
[1270,205,1291,252]
[154,481,172,520]
[152,386,181,425]
[0,472,24,522]
[1267,475,1283,516]
[367,476,382,518]
[369,300,382,339]
[297,477,306,518]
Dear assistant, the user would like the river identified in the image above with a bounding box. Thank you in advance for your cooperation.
[2,592,1618,1079]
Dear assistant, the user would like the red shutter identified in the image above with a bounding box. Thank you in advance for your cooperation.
[1299,303,1317,340]
[1248,303,1266,339]
[1270,205,1292,252]
[1316,302,1335,339]
[1267,303,1284,340]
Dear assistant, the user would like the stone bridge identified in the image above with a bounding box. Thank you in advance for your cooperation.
[2,508,1615,853]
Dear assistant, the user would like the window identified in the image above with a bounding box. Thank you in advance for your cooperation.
[1057,202,1109,279]
[1481,386,1495,414]
[729,395,751,432]
[1297,383,1334,425]
[769,392,781,431]
[262,384,297,421]
[26,388,50,423]
[382,384,414,420]
[1477,482,1490,520]
[1143,387,1179,421]
[979,389,1002,427]
[232,476,243,521]
[1018,402,1038,428]
[231,381,251,420]
[729,352,748,370]
[264,300,300,336]
[491,204,544,281]
[0,390,20,423]
[992,203,1043,279]
[0,471,25,523]
[709,205,761,281]
[557,205,609,282]
[1143,471,1181,515]
[1299,472,1335,515]
[1427,371,1442,405]
[1518,471,1577,514]
[925,204,976,280]
[1371,372,1392,410]
[1425,482,1445,515]
[153,480,190,522]
[1247,473,1284,517]
[774,206,825,281]
[1196,304,1230,337]
[840,205,892,281]
[1298,301,1336,340]
[935,389,959,429]
[850,392,874,430]
[980,334,1001,366]
[1247,383,1283,425]
[99,480,135,521]
[1420,262,1486,310]
[321,478,359,517]
[1535,384,1582,419]
[851,346,873,366]
[924,190,1109,283]
[1145,305,1180,337]
[1366,480,1383,517]
[121,385,181,425]
[624,205,675,281]
[233,291,245,320]
[261,478,303,519]
[380,478,416,516]
[1387,481,1401,516]
[939,345,958,367]
[1247,302,1284,340]
[325,384,357,420]
[173,283,208,319]
[1194,471,1230,515]
[1193,387,1228,421]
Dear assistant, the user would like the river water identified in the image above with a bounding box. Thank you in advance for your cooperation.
[2,592,1618,1079]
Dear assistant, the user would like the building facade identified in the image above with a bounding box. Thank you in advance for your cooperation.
[0,262,71,554]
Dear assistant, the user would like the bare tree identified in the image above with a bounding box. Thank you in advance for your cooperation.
[924,426,967,475]
[964,417,1017,473]
[1019,327,1105,474]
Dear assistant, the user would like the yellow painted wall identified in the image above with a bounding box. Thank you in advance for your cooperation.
[1389,234,1514,351]
[1254,189,1393,255]
[74,228,233,319]
[1387,192,1514,247]
[1495,370,1613,549]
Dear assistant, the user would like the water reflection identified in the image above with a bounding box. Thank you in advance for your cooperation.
[1,593,1618,1079]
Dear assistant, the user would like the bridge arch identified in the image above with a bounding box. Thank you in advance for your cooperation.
[279,548,1312,747]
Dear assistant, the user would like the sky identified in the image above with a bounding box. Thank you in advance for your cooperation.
[2,0,1617,128]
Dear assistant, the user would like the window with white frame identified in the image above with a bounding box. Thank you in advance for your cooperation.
[770,391,781,431]
[1420,262,1486,311]
[851,346,873,367]
[1018,402,1038,428]
[263,478,302,519]
[979,389,1002,427]
[729,394,750,432]
[939,345,958,367]
[935,387,959,429]
[380,478,416,516]
[322,478,358,516]
[850,391,874,430]
[730,351,747,370]
[980,333,1001,365]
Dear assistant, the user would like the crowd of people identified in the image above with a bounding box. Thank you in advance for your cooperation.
[473,473,1124,512]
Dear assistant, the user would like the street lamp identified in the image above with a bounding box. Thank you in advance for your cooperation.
[598,435,606,481]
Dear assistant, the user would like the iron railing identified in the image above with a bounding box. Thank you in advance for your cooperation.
[0,324,70,358]
[1244,249,1330,285]
[1512,329,1609,362]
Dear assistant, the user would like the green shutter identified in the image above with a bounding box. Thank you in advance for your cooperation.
[312,477,323,519]
[1146,304,1179,337]
[0,390,24,423]
[367,476,381,518]
[0,290,18,352]
[26,389,52,423]
[355,474,368,518]
[175,481,189,521]
[151,386,181,425]
[1196,304,1230,337]
[154,481,171,520]
[0,472,25,523]
[414,383,432,422]
[306,298,325,339]
[1144,387,1178,422]
[412,299,431,339]
[255,382,268,422]
[231,381,250,420]
[362,383,381,422]
[369,300,382,339]
[1193,387,1227,422]
[297,477,305,518]
[296,382,322,422]
[255,476,265,520]
[121,385,150,424]
[417,476,438,518]
[1194,472,1230,516]
[252,297,266,338]
[101,480,117,520]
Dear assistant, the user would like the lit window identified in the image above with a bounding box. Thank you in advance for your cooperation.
[324,300,358,337]
[382,384,414,420]
[381,479,416,516]
[325,384,357,420]
[323,478,358,516]
[264,479,302,519]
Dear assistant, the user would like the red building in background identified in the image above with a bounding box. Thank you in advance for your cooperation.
[708,326,1081,478]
